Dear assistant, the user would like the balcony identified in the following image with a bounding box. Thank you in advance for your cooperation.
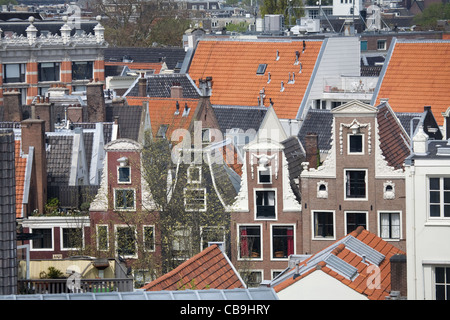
[323,76,378,101]
[17,278,134,295]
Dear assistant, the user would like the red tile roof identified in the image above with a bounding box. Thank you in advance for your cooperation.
[273,227,405,300]
[126,97,199,139]
[188,39,323,119]
[375,40,450,126]
[15,139,27,218]
[141,244,245,291]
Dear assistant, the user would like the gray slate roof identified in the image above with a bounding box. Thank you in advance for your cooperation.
[297,109,333,152]
[0,287,278,300]
[105,104,143,141]
[125,74,200,99]
[46,134,74,186]
[104,47,187,70]
[212,105,268,134]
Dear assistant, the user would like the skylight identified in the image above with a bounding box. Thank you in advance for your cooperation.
[256,64,267,75]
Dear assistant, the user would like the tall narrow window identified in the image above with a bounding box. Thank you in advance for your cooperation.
[97,225,109,251]
[313,212,334,238]
[239,226,261,259]
[255,190,276,219]
[118,167,131,183]
[272,226,294,259]
[380,212,400,239]
[114,189,135,210]
[345,170,367,199]
[143,226,155,252]
[349,135,363,154]
[116,226,136,257]
[429,177,450,218]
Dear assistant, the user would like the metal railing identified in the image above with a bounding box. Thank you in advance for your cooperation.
[17,278,134,295]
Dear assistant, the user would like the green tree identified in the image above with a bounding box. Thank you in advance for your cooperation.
[413,3,450,30]
[225,21,250,33]
[260,0,304,26]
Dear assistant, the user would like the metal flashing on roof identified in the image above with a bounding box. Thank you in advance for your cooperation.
[324,254,358,280]
[0,288,279,300]
[344,235,385,266]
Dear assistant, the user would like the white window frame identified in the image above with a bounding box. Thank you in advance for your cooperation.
[377,39,387,50]
[60,227,84,251]
[184,187,207,212]
[428,176,450,220]
[311,210,336,240]
[270,224,295,261]
[257,166,272,184]
[115,224,138,259]
[143,225,155,252]
[344,211,368,235]
[96,224,109,251]
[113,188,136,211]
[237,224,263,261]
[117,166,131,184]
[378,211,402,241]
[347,133,364,155]
[344,169,368,201]
[30,227,54,251]
[187,166,202,184]
[254,188,277,220]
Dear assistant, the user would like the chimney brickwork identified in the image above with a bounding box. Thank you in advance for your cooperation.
[86,80,106,123]
[3,89,22,122]
[305,133,319,169]
[21,119,47,215]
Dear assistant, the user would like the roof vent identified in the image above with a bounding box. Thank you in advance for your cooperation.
[174,101,180,115]
[280,81,285,92]
[295,51,300,65]
[182,103,190,117]
[276,50,280,61]
[299,62,302,74]
[303,40,306,53]
[267,72,271,83]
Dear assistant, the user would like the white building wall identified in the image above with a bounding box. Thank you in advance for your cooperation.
[298,36,360,120]
[332,0,363,16]
[405,159,450,300]
[277,270,368,300]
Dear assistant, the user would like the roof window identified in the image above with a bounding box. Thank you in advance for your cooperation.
[256,64,267,75]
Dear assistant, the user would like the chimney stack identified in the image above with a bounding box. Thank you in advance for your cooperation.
[171,83,183,99]
[305,133,319,169]
[389,254,407,298]
[21,119,47,215]
[138,73,147,97]
[67,104,83,123]
[86,79,106,122]
[3,89,22,122]
[33,96,54,132]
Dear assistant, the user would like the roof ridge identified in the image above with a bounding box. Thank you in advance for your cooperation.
[142,245,220,290]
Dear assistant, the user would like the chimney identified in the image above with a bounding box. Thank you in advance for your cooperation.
[443,106,450,140]
[198,77,213,97]
[86,79,106,122]
[305,133,319,169]
[412,126,429,155]
[21,119,47,215]
[389,254,407,298]
[3,89,22,122]
[138,73,147,97]
[67,104,83,123]
[170,84,183,99]
[33,96,54,132]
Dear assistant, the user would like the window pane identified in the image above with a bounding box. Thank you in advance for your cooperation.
[97,226,108,251]
[118,167,130,182]
[445,192,450,204]
[430,191,440,204]
[445,205,450,218]
[144,227,154,251]
[256,191,276,218]
[63,228,82,249]
[72,61,93,80]
[436,284,445,300]
[117,227,136,256]
[239,226,261,258]
[314,212,333,238]
[32,228,52,249]
[444,178,450,190]
[430,205,441,217]
[430,178,440,190]
[347,212,366,233]
[436,267,445,283]
[349,135,362,153]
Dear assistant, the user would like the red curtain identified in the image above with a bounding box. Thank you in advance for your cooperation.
[240,228,248,257]
[287,228,294,256]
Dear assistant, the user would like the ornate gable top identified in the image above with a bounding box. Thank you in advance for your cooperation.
[331,100,377,116]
